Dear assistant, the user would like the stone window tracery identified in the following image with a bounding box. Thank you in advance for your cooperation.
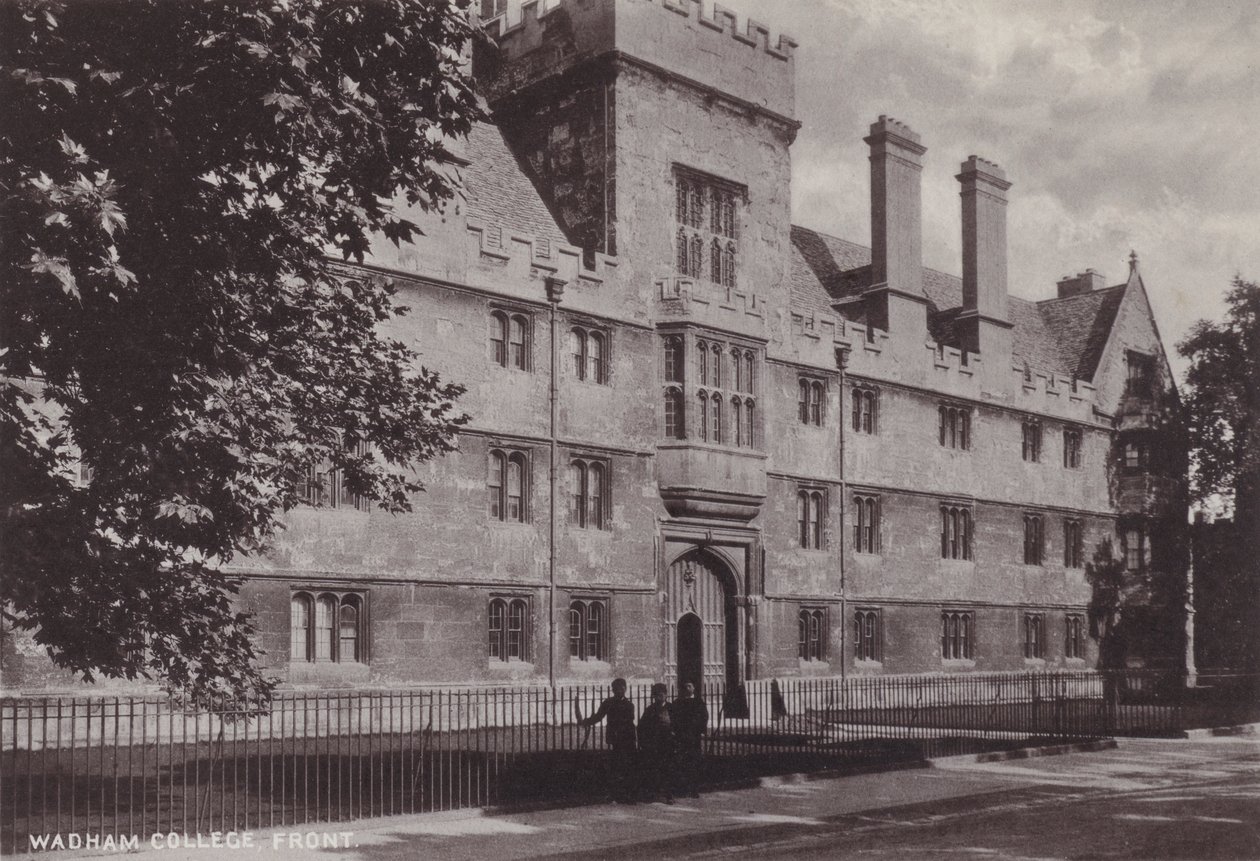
[290,590,366,664]
[674,168,742,286]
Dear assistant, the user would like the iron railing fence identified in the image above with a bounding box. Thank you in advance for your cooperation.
[3,670,1256,853]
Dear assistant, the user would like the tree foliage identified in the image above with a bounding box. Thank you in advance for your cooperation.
[1,0,480,707]
[1177,278,1260,529]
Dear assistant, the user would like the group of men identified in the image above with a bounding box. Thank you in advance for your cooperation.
[579,679,710,804]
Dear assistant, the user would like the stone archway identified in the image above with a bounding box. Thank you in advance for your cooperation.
[665,550,740,688]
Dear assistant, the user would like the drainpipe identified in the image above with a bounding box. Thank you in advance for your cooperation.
[545,276,566,688]
[836,346,851,681]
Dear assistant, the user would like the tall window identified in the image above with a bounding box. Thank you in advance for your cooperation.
[489,596,531,662]
[569,458,609,529]
[940,505,973,560]
[676,169,740,286]
[489,449,529,522]
[798,488,825,549]
[710,394,722,443]
[852,386,878,434]
[1022,420,1042,462]
[1065,614,1085,659]
[1063,519,1084,569]
[490,310,530,370]
[1126,351,1155,397]
[798,607,825,661]
[939,404,972,449]
[941,610,974,660]
[854,609,881,662]
[799,378,825,426]
[569,598,608,662]
[570,326,608,383]
[298,440,373,511]
[696,391,709,441]
[854,494,880,554]
[731,347,755,395]
[663,387,684,439]
[664,336,684,383]
[1123,528,1145,572]
[742,399,755,448]
[1023,514,1045,565]
[290,591,365,664]
[1023,613,1045,659]
[1063,428,1082,468]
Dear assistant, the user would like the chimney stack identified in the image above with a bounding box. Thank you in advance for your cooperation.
[957,155,1012,356]
[1056,269,1106,299]
[864,116,929,336]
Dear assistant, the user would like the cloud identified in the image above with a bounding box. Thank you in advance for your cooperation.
[747,0,1260,376]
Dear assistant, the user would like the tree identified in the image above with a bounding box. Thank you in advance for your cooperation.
[1,0,481,708]
[1178,277,1260,671]
[1177,278,1260,530]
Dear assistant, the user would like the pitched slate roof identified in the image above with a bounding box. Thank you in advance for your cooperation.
[789,224,1126,381]
[457,120,568,248]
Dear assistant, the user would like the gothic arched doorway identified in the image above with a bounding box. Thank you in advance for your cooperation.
[665,550,739,689]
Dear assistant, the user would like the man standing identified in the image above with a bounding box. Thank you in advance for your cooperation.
[672,682,709,798]
[637,682,675,804]
[580,678,637,803]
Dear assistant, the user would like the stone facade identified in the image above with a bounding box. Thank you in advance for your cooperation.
[1,0,1189,694]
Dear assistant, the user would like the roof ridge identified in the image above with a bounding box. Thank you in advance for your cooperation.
[1035,284,1127,306]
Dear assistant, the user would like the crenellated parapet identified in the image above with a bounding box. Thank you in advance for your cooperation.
[467,218,617,286]
[479,0,797,121]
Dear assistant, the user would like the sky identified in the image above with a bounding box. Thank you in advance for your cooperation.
[744,0,1259,380]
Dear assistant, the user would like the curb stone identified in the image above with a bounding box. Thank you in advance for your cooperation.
[926,738,1118,766]
[1179,722,1260,740]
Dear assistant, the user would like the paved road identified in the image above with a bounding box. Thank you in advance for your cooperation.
[56,737,1260,861]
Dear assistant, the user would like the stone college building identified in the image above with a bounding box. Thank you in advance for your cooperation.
[4,0,1189,694]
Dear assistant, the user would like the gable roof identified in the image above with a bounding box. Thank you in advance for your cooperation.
[789,224,1126,381]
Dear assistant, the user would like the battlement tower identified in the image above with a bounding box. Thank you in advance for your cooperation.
[476,0,798,302]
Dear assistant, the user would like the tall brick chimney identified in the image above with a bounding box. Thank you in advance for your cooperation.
[863,116,929,337]
[956,155,1013,357]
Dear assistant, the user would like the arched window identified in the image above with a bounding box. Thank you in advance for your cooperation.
[854,494,880,554]
[743,399,755,448]
[339,598,360,663]
[697,339,708,385]
[689,234,703,278]
[290,593,312,662]
[506,453,524,521]
[588,332,605,382]
[663,387,684,439]
[940,505,973,560]
[721,242,736,287]
[569,328,585,378]
[676,227,689,273]
[852,387,877,434]
[508,314,528,370]
[489,449,529,522]
[798,607,825,661]
[490,311,508,366]
[711,238,723,287]
[314,594,337,662]
[744,352,754,393]
[732,349,744,392]
[697,391,708,441]
[732,397,743,446]
[810,381,824,425]
[854,609,880,661]
[710,394,721,443]
[798,489,824,549]
[290,591,366,664]
[569,599,609,662]
[570,458,607,529]
[664,337,683,383]
[489,597,531,662]
[798,379,809,424]
[941,610,975,660]
[711,343,722,388]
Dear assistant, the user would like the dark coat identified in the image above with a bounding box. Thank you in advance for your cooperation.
[671,696,709,747]
[582,695,637,750]
[637,701,674,755]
